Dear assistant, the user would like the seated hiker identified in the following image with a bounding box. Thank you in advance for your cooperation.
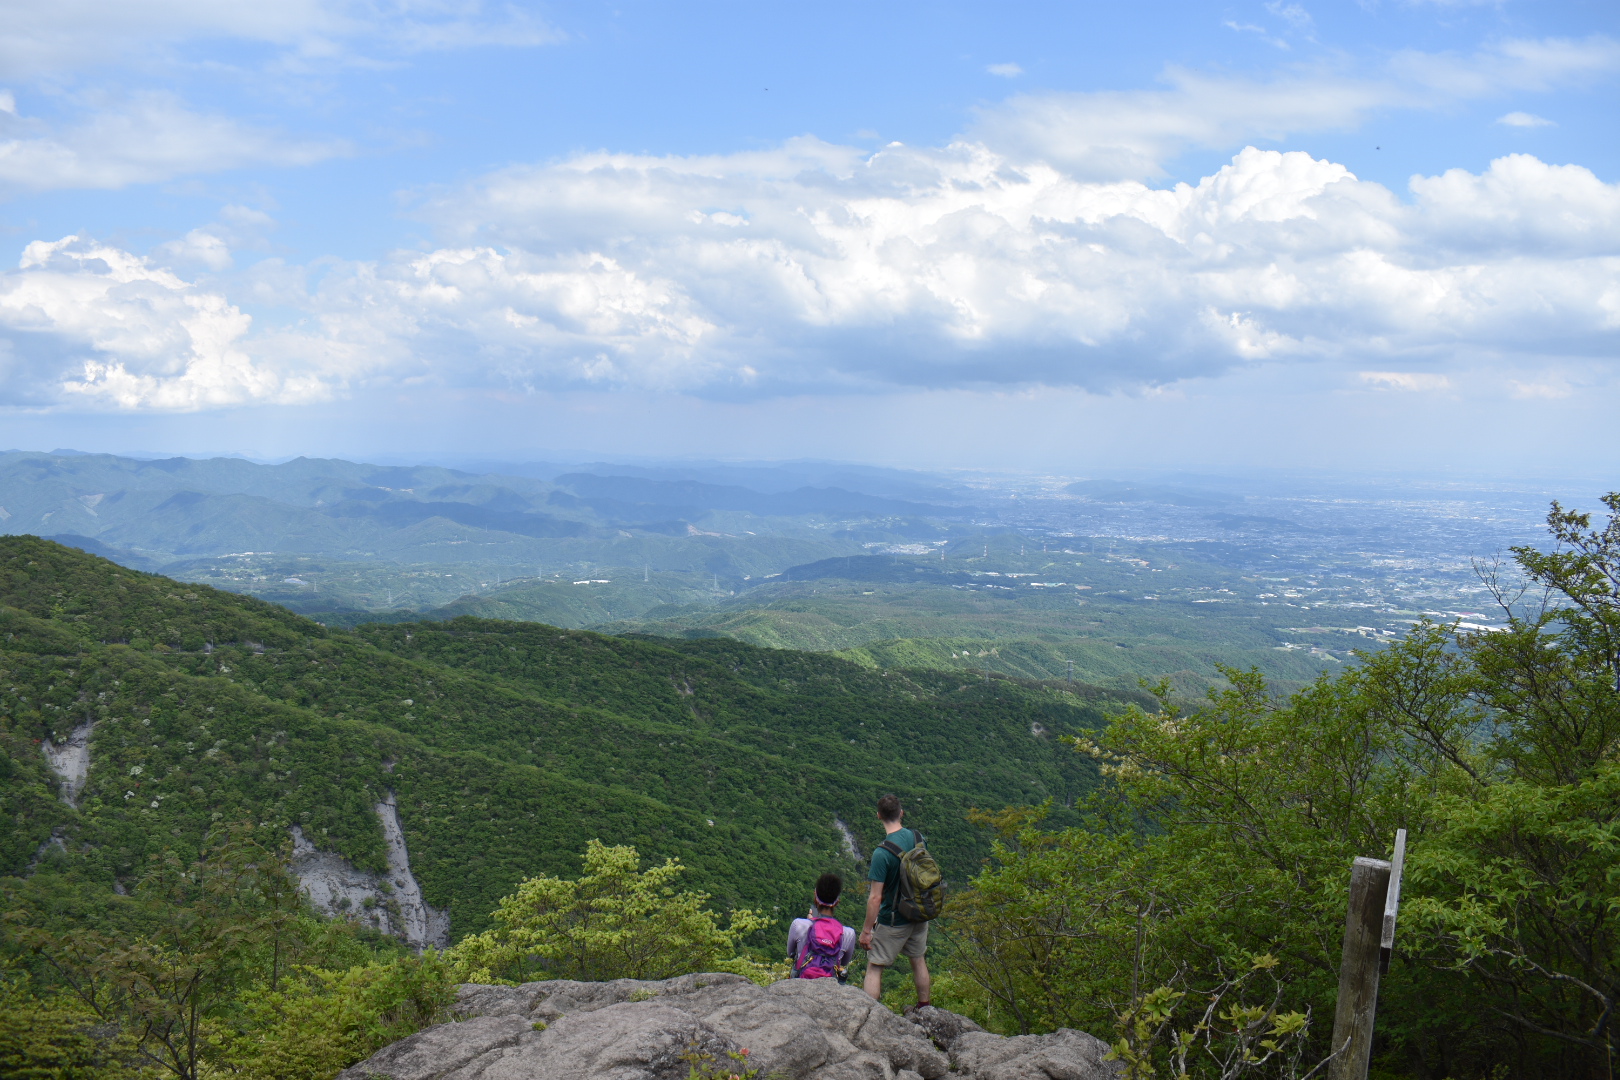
[859,794,934,1006]
[786,872,857,981]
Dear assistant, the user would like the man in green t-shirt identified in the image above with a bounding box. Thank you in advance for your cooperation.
[858,793,931,1006]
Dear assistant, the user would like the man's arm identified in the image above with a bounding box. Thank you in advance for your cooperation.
[858,881,883,949]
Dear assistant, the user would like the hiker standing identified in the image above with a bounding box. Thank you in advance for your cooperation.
[786,872,856,981]
[858,794,944,1006]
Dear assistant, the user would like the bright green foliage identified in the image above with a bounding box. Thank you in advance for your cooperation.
[213,955,455,1080]
[1107,957,1312,1080]
[711,955,792,988]
[949,494,1620,1077]
[0,965,143,1080]
[945,650,1447,1039]
[6,823,415,1080]
[1390,498,1620,1069]
[449,840,770,984]
[1404,771,1620,1062]
[13,826,309,1080]
[946,809,1162,1035]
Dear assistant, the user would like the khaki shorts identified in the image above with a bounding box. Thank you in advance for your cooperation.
[867,920,928,968]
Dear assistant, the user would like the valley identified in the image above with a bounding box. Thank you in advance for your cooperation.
[1,450,1575,698]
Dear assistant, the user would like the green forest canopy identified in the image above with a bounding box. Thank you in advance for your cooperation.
[0,535,1121,938]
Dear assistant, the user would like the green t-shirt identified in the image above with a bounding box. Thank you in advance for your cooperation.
[868,827,917,926]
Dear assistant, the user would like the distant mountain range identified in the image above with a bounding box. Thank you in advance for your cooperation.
[0,451,968,567]
[0,450,1412,697]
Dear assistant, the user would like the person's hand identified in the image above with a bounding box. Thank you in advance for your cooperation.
[858,930,872,950]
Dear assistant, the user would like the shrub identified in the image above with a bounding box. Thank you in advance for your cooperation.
[0,966,138,1080]
[212,954,455,1080]
[448,839,769,984]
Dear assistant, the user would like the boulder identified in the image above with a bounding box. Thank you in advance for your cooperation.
[339,974,1122,1080]
[950,1029,1120,1080]
[766,980,948,1077]
[336,1015,530,1080]
[905,1004,986,1052]
[442,1003,742,1080]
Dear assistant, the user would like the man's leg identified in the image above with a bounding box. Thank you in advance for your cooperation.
[864,962,886,1000]
[909,955,932,1006]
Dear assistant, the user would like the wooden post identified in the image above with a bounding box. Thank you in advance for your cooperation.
[1380,829,1407,976]
[1327,856,1391,1080]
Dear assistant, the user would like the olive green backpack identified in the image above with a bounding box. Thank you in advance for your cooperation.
[878,831,945,921]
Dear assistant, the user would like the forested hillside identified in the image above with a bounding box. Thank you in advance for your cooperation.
[0,536,1111,938]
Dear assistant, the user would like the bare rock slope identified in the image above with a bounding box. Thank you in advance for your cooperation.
[289,793,450,950]
[340,973,1120,1080]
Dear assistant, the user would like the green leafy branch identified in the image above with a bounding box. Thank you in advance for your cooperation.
[1108,955,1322,1080]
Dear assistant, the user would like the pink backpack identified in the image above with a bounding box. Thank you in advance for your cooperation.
[795,916,846,979]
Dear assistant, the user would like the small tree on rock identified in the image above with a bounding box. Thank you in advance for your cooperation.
[449,840,769,984]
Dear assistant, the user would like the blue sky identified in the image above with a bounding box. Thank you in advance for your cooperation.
[0,0,1616,476]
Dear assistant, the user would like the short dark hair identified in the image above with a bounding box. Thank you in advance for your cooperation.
[814,873,843,907]
[877,794,903,823]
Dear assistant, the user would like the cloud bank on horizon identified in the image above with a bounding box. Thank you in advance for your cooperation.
[0,0,1614,466]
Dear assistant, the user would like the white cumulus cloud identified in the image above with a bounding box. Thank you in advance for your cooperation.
[1408,154,1620,255]
[0,236,327,409]
[2,138,1618,410]
[309,143,1620,397]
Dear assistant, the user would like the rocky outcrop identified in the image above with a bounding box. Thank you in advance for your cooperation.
[290,792,450,949]
[833,817,863,862]
[339,973,1121,1080]
[41,720,94,807]
[376,792,451,947]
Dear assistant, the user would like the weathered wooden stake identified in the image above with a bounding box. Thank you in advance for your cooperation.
[1328,829,1407,1080]
[1328,857,1391,1080]
[1380,829,1407,976]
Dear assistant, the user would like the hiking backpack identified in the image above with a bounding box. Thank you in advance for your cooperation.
[878,831,946,922]
[794,916,847,980]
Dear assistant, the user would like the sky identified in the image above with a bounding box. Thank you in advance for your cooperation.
[0,0,1616,478]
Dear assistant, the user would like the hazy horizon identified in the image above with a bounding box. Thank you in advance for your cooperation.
[7,445,1613,501]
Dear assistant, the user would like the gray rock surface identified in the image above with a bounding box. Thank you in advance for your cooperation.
[289,793,450,950]
[443,1003,742,1080]
[905,1004,986,1052]
[41,720,94,807]
[951,1029,1119,1080]
[340,973,1122,1080]
[339,1014,530,1080]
